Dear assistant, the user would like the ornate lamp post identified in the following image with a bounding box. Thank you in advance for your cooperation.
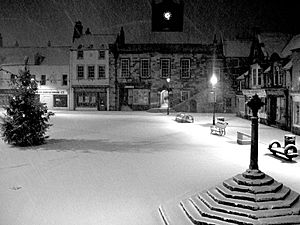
[166,77,170,115]
[210,73,217,125]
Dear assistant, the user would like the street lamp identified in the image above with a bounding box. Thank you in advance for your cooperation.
[210,73,217,125]
[166,77,171,115]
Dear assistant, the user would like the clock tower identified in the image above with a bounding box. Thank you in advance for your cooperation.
[151,0,184,32]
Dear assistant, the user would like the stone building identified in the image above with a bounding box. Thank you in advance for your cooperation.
[109,34,230,113]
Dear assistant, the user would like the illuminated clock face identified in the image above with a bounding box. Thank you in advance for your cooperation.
[163,11,172,20]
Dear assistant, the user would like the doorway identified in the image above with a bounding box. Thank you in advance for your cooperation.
[160,90,168,108]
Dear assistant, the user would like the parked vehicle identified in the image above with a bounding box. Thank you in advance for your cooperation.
[175,113,194,123]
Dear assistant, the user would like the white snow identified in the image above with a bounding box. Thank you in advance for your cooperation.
[0,111,299,225]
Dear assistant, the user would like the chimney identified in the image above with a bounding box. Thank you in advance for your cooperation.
[72,21,83,42]
[0,33,3,47]
[119,27,125,45]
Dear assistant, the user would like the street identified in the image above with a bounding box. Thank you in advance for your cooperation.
[0,111,299,225]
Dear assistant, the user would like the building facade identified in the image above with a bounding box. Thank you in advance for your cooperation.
[109,41,230,113]
[70,34,114,111]
[0,46,70,110]
[236,32,293,130]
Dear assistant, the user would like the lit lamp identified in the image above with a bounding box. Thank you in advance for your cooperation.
[166,77,171,115]
[210,73,217,125]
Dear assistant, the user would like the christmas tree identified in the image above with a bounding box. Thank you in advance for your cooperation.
[0,58,54,146]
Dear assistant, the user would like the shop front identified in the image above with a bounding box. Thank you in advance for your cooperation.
[37,89,69,110]
[73,86,108,111]
[265,89,288,129]
[291,93,300,135]
[241,89,267,120]
[119,84,151,111]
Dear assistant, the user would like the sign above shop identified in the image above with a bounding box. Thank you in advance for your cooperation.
[36,90,68,94]
[242,89,266,97]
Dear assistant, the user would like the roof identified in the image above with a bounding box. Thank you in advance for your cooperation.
[223,40,251,57]
[281,34,300,57]
[117,43,220,54]
[0,46,70,65]
[71,34,116,50]
[257,32,292,58]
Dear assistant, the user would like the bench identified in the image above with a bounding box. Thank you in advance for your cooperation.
[210,121,228,136]
[268,141,299,160]
[237,131,251,145]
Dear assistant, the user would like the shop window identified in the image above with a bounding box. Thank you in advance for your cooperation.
[141,59,150,78]
[88,65,95,79]
[53,95,67,107]
[276,97,285,121]
[180,58,190,79]
[161,58,170,78]
[77,50,83,59]
[132,89,149,105]
[77,92,97,107]
[294,102,300,125]
[62,74,68,86]
[77,65,84,79]
[98,65,106,79]
[121,58,130,78]
[40,75,46,85]
[98,50,105,59]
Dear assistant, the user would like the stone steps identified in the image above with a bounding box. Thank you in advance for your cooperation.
[158,170,300,224]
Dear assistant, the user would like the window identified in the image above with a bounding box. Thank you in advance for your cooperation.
[10,74,16,82]
[98,50,105,59]
[77,50,83,59]
[77,65,84,79]
[231,58,239,68]
[98,65,106,79]
[88,65,95,79]
[40,75,46,85]
[181,59,190,79]
[161,59,170,78]
[181,91,190,101]
[53,95,67,107]
[252,69,257,86]
[121,58,130,78]
[141,59,150,78]
[257,69,262,85]
[274,66,279,86]
[62,74,68,86]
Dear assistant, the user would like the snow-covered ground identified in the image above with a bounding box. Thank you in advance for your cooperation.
[0,111,299,225]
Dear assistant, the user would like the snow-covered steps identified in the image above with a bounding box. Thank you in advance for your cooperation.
[158,169,300,224]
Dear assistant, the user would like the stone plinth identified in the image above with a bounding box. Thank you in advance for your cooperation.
[159,169,300,225]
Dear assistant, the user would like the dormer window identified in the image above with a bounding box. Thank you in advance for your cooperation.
[77,50,83,59]
[98,50,105,59]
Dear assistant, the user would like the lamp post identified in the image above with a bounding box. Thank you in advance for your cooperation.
[210,73,217,125]
[166,77,170,115]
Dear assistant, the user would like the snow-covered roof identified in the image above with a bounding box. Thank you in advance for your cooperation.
[281,34,300,57]
[222,40,251,57]
[0,46,70,66]
[71,34,116,50]
[257,32,292,58]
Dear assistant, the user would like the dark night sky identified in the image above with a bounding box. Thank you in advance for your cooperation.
[0,0,299,46]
